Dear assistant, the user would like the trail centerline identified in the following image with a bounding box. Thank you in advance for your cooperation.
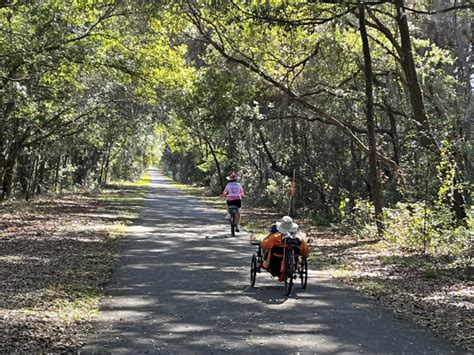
[83,168,462,354]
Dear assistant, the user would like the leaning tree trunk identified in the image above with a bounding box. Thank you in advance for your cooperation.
[395,0,439,151]
[394,0,467,220]
[359,0,384,235]
[202,133,225,192]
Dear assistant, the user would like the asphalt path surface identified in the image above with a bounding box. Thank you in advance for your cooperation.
[83,168,463,354]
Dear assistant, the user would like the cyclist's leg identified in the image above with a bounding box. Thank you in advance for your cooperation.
[225,200,231,219]
[236,199,242,226]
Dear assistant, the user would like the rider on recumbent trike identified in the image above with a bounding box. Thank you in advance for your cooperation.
[260,216,309,281]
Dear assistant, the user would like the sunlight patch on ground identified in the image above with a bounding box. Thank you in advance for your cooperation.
[166,324,214,333]
[98,310,150,320]
[127,225,157,234]
[422,287,473,308]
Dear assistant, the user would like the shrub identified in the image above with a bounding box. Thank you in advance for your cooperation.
[341,199,378,239]
[342,199,472,257]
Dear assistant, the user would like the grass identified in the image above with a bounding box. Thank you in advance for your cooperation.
[379,255,430,267]
[42,284,102,320]
[64,173,152,313]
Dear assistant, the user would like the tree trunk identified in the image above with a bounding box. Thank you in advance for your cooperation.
[1,138,22,201]
[31,152,41,199]
[394,0,467,220]
[25,153,39,201]
[0,98,17,188]
[1,152,17,200]
[99,141,111,186]
[53,156,61,193]
[103,152,110,187]
[204,134,224,191]
[60,155,69,194]
[359,0,384,235]
[385,104,402,199]
[257,128,292,178]
[453,0,472,203]
[17,151,30,197]
[394,0,439,151]
[34,159,45,196]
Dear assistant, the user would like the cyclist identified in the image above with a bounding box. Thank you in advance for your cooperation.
[261,216,308,280]
[220,171,244,232]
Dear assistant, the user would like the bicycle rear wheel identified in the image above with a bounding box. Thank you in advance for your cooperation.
[250,253,257,287]
[230,214,235,237]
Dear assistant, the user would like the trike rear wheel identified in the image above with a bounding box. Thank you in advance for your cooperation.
[284,250,295,296]
[250,253,257,287]
[284,270,293,296]
[300,257,308,289]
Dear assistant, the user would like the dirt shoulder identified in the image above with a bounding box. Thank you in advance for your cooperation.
[306,229,472,352]
[0,176,149,352]
[169,182,473,352]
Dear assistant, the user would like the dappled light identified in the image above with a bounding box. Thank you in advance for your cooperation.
[1,0,472,352]
[82,171,463,353]
[0,181,148,351]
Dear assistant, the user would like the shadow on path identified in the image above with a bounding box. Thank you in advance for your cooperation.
[83,168,463,354]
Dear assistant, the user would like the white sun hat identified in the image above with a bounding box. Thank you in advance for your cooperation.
[226,172,240,181]
[276,216,298,234]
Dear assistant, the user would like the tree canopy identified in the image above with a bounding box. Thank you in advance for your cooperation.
[1,0,472,254]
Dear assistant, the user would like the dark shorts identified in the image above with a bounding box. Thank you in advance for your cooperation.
[227,199,242,208]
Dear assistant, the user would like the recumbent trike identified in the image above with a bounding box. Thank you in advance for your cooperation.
[249,232,308,296]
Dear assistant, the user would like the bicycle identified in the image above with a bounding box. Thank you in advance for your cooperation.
[228,205,239,237]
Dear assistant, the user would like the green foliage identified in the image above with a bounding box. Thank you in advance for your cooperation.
[342,199,472,257]
[0,0,471,274]
[437,141,459,205]
[0,1,192,199]
[264,177,290,208]
[341,199,378,239]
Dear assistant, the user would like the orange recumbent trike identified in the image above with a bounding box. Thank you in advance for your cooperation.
[249,231,308,296]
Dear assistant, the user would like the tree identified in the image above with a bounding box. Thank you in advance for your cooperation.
[358,0,384,234]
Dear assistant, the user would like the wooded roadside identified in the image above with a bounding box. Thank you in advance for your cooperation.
[0,174,471,352]
[0,176,149,352]
[172,180,473,352]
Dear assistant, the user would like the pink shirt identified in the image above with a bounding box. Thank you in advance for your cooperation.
[222,182,244,201]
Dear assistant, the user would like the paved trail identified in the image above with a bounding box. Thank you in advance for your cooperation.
[83,168,462,354]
